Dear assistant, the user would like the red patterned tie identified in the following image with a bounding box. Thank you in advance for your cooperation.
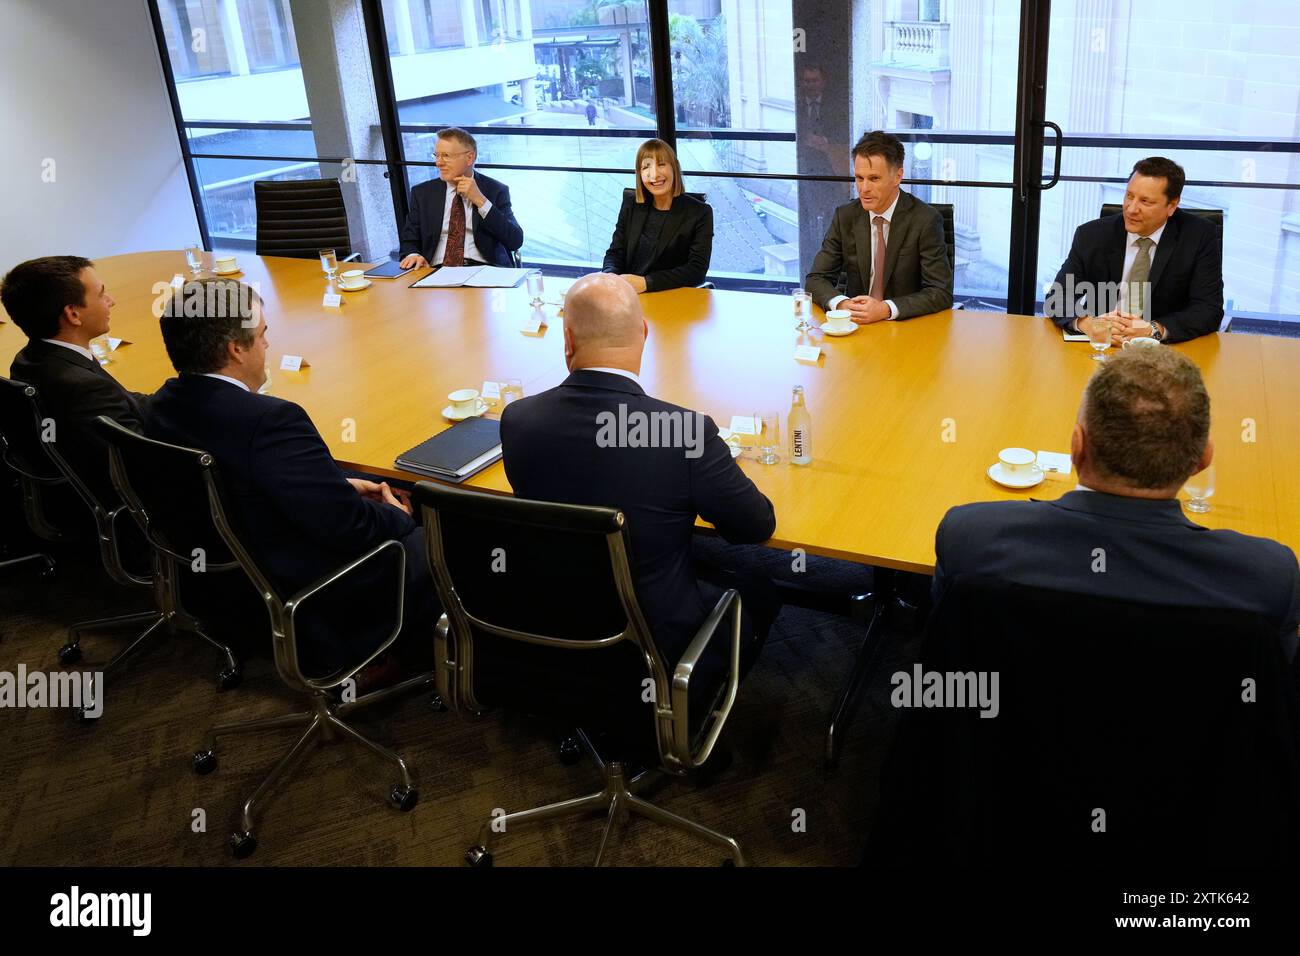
[444,195,466,267]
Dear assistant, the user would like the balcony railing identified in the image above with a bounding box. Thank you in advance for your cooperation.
[883,20,951,69]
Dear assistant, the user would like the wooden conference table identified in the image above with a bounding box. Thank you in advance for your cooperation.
[3,250,1298,576]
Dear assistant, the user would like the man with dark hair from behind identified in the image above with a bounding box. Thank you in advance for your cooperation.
[3,256,153,509]
[804,130,953,322]
[933,348,1299,661]
[146,279,438,678]
[1049,156,1223,344]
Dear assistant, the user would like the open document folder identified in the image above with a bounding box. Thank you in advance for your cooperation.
[410,266,532,289]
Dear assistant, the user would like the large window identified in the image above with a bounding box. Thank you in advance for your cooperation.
[151,0,1300,325]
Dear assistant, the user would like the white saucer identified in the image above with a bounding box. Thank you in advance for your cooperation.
[443,400,489,421]
[987,462,1045,489]
[821,323,857,337]
[214,268,242,276]
[338,279,372,292]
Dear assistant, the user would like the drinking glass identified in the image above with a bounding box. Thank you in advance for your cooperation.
[792,288,813,333]
[184,245,203,276]
[757,411,781,465]
[526,271,544,308]
[319,248,338,283]
[1088,316,1111,362]
[500,379,524,406]
[1183,464,1216,514]
[258,366,272,395]
[90,339,111,366]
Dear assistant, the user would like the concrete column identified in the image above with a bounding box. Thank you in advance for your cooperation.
[517,0,534,40]
[288,0,399,261]
[391,0,416,55]
[460,0,480,47]
[218,0,251,75]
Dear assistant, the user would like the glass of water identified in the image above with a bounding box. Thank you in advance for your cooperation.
[184,245,203,276]
[793,288,812,333]
[319,248,338,284]
[1183,463,1215,514]
[500,379,524,406]
[1088,316,1112,362]
[527,271,544,308]
[90,339,111,366]
[757,411,781,465]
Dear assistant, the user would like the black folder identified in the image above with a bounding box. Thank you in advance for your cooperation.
[394,417,502,483]
[363,260,416,279]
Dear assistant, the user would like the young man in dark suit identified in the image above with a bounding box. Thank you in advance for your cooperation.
[3,255,151,508]
[398,127,524,270]
[147,280,439,676]
[805,130,953,322]
[933,348,1300,661]
[500,273,778,672]
[1048,156,1223,344]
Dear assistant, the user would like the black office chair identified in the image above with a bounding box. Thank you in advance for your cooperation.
[0,458,55,639]
[254,178,354,260]
[619,187,715,288]
[866,573,1300,866]
[414,480,748,866]
[1100,202,1224,231]
[0,377,199,691]
[95,417,433,858]
[931,202,956,270]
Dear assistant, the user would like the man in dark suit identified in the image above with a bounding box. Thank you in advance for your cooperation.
[805,130,953,322]
[500,273,778,671]
[2,255,150,508]
[933,348,1300,661]
[1048,157,1223,344]
[398,127,523,270]
[146,279,438,676]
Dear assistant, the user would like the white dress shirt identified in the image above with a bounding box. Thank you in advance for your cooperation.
[828,191,900,320]
[202,373,250,392]
[581,366,642,387]
[431,183,493,266]
[41,338,97,363]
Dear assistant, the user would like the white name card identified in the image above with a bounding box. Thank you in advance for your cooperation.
[795,344,822,363]
[481,380,501,399]
[279,355,309,371]
[728,416,758,436]
[520,317,543,335]
[107,337,128,351]
[322,291,343,309]
[1037,450,1072,479]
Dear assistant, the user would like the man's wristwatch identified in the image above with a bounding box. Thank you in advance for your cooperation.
[1150,322,1166,342]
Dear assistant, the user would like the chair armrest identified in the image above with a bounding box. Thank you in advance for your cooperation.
[284,538,406,690]
[667,588,742,770]
[434,612,458,712]
[342,252,362,262]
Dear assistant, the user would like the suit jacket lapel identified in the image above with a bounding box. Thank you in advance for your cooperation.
[881,192,912,291]
[625,201,649,264]
[1106,217,1126,284]
[851,205,872,294]
[429,180,447,250]
[1147,214,1180,291]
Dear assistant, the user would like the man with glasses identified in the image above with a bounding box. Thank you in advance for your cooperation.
[398,127,524,270]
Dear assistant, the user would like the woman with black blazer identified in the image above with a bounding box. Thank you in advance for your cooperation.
[602,139,714,292]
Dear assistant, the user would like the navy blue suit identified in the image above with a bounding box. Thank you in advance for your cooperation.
[1049,209,1223,343]
[500,370,776,665]
[398,173,523,267]
[145,374,437,673]
[933,489,1300,660]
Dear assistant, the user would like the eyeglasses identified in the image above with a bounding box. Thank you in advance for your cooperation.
[434,150,470,162]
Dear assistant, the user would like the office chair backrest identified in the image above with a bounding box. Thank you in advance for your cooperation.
[254,178,352,260]
[414,481,666,735]
[930,202,956,270]
[621,187,708,205]
[1100,203,1224,231]
[867,573,1300,866]
[0,377,65,484]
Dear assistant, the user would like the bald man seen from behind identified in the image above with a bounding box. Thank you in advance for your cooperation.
[500,273,780,677]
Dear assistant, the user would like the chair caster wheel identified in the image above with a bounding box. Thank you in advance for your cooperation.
[58,643,82,665]
[430,695,448,713]
[193,749,217,775]
[217,667,241,691]
[390,785,418,812]
[558,735,582,766]
[721,858,735,867]
[230,831,257,859]
[465,844,493,868]
[38,560,56,580]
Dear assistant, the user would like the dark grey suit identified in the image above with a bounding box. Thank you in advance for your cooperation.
[933,489,1300,659]
[804,190,953,318]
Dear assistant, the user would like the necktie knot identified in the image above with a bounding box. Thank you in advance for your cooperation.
[1136,237,1153,251]
[874,216,886,227]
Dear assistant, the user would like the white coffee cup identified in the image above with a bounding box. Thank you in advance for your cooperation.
[1122,336,1160,349]
[215,255,238,273]
[997,447,1037,476]
[823,308,854,331]
[449,388,480,415]
[339,269,366,289]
